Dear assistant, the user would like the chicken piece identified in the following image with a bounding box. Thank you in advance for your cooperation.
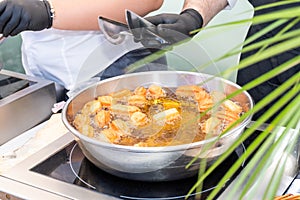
[97,95,113,109]
[73,113,90,130]
[200,117,222,136]
[94,110,111,128]
[81,100,102,115]
[214,99,242,130]
[176,85,213,112]
[198,97,214,113]
[111,104,140,117]
[176,85,206,100]
[80,124,95,137]
[101,129,120,143]
[111,89,132,99]
[216,110,240,132]
[102,128,138,145]
[146,84,166,100]
[153,108,181,126]
[128,95,148,109]
[221,99,243,114]
[216,110,240,123]
[110,119,132,136]
[73,113,95,137]
[195,89,212,103]
[130,111,149,127]
[108,119,137,145]
[134,86,147,96]
[274,194,300,200]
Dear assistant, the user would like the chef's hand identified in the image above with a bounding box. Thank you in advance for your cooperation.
[0,0,53,37]
[145,9,203,45]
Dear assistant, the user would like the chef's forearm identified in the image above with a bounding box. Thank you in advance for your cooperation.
[182,0,228,26]
[50,0,163,30]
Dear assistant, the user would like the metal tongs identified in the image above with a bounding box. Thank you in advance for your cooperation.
[75,10,173,85]
[98,10,170,48]
[75,10,165,86]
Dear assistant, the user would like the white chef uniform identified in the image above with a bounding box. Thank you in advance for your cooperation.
[21,0,238,97]
[21,29,107,91]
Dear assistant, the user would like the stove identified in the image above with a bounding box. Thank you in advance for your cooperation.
[0,125,298,200]
[0,131,246,200]
[33,141,245,200]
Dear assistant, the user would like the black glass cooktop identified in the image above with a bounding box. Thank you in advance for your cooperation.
[30,141,245,200]
[0,74,34,100]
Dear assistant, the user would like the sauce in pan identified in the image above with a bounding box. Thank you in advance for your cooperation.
[73,84,243,147]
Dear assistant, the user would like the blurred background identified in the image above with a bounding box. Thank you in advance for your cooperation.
[0,35,23,73]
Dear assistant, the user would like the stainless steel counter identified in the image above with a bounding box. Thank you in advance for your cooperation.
[0,117,299,200]
[0,70,56,145]
[0,118,119,200]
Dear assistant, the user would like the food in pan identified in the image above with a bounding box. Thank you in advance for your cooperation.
[72,84,244,147]
[274,194,300,200]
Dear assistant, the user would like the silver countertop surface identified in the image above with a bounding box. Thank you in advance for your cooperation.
[0,116,299,200]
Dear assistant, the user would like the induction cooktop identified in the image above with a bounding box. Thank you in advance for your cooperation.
[30,140,245,200]
[0,132,246,200]
[0,125,298,200]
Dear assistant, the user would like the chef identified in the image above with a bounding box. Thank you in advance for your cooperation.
[0,0,236,102]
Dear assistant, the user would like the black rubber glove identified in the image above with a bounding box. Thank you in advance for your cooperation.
[145,8,203,44]
[0,0,53,37]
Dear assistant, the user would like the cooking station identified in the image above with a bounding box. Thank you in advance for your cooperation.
[0,124,243,200]
[0,70,56,145]
[0,117,299,200]
[0,71,299,200]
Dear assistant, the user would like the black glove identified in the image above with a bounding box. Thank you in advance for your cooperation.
[0,0,53,37]
[145,8,203,44]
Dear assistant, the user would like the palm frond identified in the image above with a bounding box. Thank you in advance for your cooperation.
[188,70,300,199]
[224,85,300,199]
[119,2,300,199]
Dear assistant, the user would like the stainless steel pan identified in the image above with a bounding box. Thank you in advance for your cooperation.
[62,71,253,181]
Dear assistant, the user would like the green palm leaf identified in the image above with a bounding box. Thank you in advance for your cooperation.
[185,1,300,199]
[121,1,300,199]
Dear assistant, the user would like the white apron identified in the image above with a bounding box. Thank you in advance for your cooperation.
[21,29,106,91]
